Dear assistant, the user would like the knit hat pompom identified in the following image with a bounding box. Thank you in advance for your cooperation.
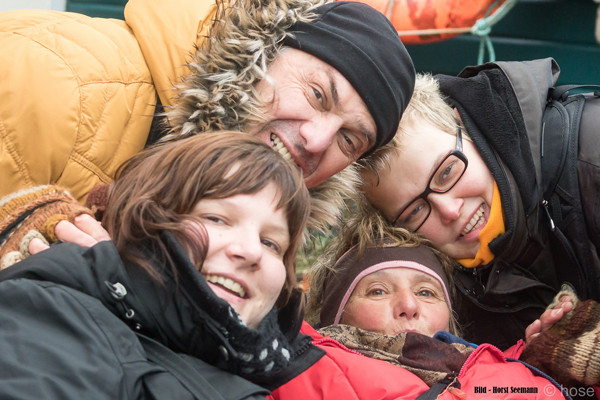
[283,1,415,154]
[0,185,94,269]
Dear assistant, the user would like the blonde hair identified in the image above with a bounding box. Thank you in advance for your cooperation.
[359,73,461,181]
[306,74,465,335]
[305,191,461,335]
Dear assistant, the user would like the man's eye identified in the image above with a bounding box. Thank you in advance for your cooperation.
[338,133,363,158]
[343,134,356,150]
[367,288,385,296]
[313,88,324,104]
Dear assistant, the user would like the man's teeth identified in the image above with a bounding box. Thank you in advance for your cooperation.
[205,274,246,298]
[462,205,485,236]
[270,134,292,161]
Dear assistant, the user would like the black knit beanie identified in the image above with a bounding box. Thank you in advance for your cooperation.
[283,1,415,154]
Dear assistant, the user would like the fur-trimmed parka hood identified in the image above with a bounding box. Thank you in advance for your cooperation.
[163,0,358,231]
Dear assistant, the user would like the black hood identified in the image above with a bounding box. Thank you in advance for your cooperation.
[436,66,537,214]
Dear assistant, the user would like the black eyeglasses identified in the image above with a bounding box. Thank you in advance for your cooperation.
[392,127,468,232]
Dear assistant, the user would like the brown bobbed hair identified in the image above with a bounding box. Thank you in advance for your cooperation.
[103,131,310,307]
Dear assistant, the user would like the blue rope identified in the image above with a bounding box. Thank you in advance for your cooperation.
[471,0,519,63]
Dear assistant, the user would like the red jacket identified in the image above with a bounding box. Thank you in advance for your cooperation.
[271,322,428,400]
[438,343,566,399]
[271,323,567,400]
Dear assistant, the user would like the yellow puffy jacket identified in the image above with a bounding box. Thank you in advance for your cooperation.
[0,0,217,201]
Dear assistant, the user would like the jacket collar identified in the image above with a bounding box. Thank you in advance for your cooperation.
[123,231,323,389]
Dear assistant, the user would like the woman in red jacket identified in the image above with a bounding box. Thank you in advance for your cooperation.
[272,223,596,399]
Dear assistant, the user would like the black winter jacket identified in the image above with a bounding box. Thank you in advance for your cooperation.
[0,234,323,399]
[436,58,600,349]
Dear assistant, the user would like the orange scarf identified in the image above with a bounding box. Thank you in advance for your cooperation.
[457,182,505,268]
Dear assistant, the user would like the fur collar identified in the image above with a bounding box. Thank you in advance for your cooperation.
[165,0,357,231]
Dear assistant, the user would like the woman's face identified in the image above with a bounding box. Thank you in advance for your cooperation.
[365,119,495,259]
[340,267,450,337]
[192,183,290,329]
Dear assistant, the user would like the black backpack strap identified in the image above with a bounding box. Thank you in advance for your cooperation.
[541,84,599,300]
[137,333,226,400]
[416,376,458,400]
[549,85,600,101]
[541,96,570,200]
[541,83,594,200]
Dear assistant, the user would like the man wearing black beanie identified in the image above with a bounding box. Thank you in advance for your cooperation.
[283,1,415,155]
[173,0,416,193]
[17,0,415,249]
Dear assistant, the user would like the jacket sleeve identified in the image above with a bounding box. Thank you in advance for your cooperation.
[0,10,154,202]
[503,339,525,358]
[0,279,136,399]
[124,0,218,107]
[436,344,566,400]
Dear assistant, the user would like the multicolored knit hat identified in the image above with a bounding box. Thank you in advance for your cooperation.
[0,185,94,269]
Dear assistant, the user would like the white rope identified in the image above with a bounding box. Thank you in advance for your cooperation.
[397,27,472,37]
[389,0,520,63]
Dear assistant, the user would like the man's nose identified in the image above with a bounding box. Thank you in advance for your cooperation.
[226,230,262,268]
[299,115,342,155]
[428,193,463,224]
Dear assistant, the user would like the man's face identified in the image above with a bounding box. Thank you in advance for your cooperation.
[248,48,376,188]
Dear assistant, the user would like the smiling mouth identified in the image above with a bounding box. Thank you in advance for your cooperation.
[270,133,293,162]
[204,274,247,298]
[461,204,485,236]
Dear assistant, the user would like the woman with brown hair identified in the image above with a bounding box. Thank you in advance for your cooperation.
[0,131,323,399]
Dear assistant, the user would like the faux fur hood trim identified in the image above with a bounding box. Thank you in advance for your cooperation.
[166,0,327,136]
[165,0,357,231]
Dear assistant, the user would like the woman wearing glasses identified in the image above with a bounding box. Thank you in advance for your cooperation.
[360,65,600,351]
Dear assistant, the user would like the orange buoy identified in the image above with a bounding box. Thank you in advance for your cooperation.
[351,0,506,44]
